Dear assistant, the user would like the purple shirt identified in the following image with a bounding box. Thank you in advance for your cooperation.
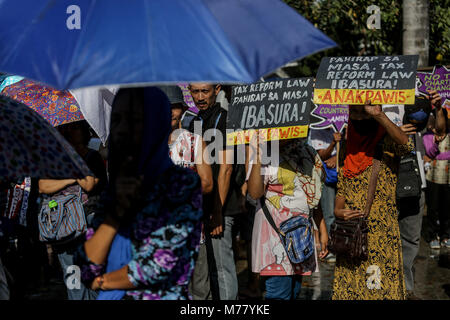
[423,132,450,160]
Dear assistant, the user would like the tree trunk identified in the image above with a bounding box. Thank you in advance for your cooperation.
[403,0,429,67]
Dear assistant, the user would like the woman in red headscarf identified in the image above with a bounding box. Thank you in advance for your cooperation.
[332,102,412,300]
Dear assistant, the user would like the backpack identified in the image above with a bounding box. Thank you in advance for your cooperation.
[38,186,87,243]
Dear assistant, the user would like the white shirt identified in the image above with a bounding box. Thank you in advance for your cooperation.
[383,104,405,126]
[308,127,336,156]
[168,129,201,169]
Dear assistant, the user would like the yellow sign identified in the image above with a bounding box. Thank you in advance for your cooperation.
[313,88,415,105]
[226,125,309,146]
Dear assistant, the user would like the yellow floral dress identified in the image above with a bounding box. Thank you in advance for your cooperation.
[332,135,413,300]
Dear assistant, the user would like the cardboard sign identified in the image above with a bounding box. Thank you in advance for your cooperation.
[310,103,349,133]
[314,55,418,105]
[226,78,313,145]
[416,66,450,117]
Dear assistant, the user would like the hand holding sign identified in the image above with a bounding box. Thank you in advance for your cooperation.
[400,124,417,135]
[332,132,342,143]
[324,155,337,169]
[364,101,383,117]
[427,90,442,109]
[248,129,262,164]
[416,66,449,113]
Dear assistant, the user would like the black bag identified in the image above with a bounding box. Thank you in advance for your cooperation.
[396,153,421,199]
[328,217,369,260]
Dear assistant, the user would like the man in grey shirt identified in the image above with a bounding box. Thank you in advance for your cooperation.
[384,100,431,300]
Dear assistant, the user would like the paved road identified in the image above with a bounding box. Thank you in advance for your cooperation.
[297,237,450,300]
[236,237,450,300]
[21,237,450,300]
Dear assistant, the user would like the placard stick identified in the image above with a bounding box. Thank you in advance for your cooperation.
[336,141,340,173]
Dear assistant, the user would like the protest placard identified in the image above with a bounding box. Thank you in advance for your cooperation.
[310,103,348,133]
[314,55,418,105]
[226,78,313,145]
[177,83,198,112]
[416,66,450,117]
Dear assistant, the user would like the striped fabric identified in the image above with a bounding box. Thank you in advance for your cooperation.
[38,187,87,243]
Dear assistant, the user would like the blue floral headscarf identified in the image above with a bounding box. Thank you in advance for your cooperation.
[98,87,173,300]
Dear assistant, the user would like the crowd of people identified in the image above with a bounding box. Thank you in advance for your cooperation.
[0,81,448,300]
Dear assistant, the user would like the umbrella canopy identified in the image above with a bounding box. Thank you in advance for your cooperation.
[0,95,92,180]
[0,0,336,89]
[70,86,119,144]
[1,78,84,127]
[0,75,24,93]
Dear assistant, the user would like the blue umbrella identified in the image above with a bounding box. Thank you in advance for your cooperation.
[0,0,335,90]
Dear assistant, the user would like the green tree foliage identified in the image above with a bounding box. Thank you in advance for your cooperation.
[283,0,449,76]
[430,0,450,65]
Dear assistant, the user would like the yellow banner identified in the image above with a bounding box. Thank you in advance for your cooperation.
[313,88,415,105]
[226,125,309,146]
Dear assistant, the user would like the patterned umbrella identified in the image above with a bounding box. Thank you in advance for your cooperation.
[1,78,84,127]
[0,75,23,92]
[0,95,92,180]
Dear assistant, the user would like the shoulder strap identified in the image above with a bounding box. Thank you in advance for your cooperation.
[214,112,222,130]
[190,133,195,164]
[259,198,284,237]
[213,112,222,137]
[363,159,381,217]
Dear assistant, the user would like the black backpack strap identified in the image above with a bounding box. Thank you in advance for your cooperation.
[259,198,284,237]
[84,149,98,163]
[190,133,196,164]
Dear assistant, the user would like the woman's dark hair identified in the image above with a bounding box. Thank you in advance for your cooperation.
[107,88,147,222]
[403,97,432,132]
[57,120,91,147]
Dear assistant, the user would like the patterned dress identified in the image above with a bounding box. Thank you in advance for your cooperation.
[332,135,413,300]
[76,165,203,300]
[252,140,324,276]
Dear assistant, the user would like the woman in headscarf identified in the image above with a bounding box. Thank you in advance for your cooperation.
[75,87,203,300]
[332,102,412,300]
[247,136,329,300]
